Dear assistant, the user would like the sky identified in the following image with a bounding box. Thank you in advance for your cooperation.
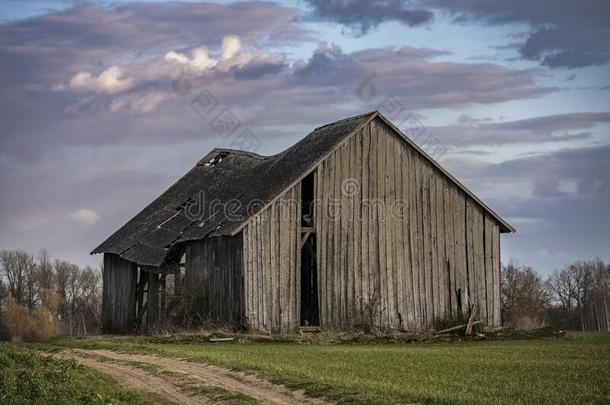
[0,0,609,274]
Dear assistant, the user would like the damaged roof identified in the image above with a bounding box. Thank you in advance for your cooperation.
[92,111,514,267]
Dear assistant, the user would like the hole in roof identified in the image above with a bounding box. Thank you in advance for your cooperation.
[204,151,230,167]
[176,197,196,211]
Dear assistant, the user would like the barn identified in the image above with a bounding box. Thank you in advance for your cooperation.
[93,111,514,334]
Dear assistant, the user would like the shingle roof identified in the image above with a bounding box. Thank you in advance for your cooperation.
[92,112,374,266]
[92,111,514,267]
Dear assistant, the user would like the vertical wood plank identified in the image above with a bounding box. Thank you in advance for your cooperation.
[484,213,494,325]
[384,127,396,328]
[270,204,278,331]
[435,176,447,318]
[354,130,363,326]
[324,163,331,329]
[430,169,440,320]
[346,137,354,327]
[465,200,475,316]
[263,209,271,330]
[332,149,342,329]
[291,184,298,330]
[411,151,422,327]
[445,183,456,317]
[475,208,487,322]
[492,224,501,326]
[323,161,332,329]
[402,145,416,327]
[255,215,262,329]
[360,125,371,322]
[316,165,325,328]
[376,120,388,328]
[243,226,250,327]
[368,124,380,329]
[393,134,406,329]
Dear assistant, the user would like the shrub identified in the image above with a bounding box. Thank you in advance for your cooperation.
[1,289,61,342]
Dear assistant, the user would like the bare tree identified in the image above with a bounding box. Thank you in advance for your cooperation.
[74,266,102,335]
[0,278,7,315]
[20,252,39,310]
[0,250,40,309]
[501,262,550,328]
[547,259,610,331]
[588,262,610,331]
[1,249,104,339]
[0,250,23,304]
[37,248,54,290]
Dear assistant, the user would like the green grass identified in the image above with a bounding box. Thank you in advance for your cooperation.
[0,342,150,405]
[49,332,610,405]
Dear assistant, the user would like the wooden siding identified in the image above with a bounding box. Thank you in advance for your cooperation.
[102,253,137,333]
[184,235,244,327]
[243,184,301,332]
[315,117,502,329]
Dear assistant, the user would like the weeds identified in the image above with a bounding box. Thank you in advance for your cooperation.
[0,342,148,404]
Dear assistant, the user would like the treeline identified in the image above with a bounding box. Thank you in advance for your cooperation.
[0,249,101,341]
[1,247,609,340]
[501,259,610,331]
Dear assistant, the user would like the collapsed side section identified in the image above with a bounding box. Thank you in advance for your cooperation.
[102,253,137,333]
[184,235,245,328]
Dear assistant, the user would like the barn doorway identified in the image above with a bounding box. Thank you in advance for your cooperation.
[300,171,319,326]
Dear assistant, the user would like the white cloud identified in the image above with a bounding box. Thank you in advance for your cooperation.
[165,46,217,72]
[69,208,101,225]
[221,35,241,60]
[163,34,282,74]
[58,66,134,94]
[110,91,171,114]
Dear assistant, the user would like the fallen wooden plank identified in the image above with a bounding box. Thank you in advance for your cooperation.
[209,337,235,342]
[435,320,482,335]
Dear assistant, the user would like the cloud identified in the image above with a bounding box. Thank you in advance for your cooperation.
[290,43,553,109]
[69,208,101,225]
[429,112,610,147]
[47,33,287,116]
[0,10,554,166]
[446,144,610,200]
[0,2,308,93]
[57,66,134,94]
[294,42,355,80]
[164,35,285,77]
[165,46,218,72]
[303,0,433,35]
[429,0,610,68]
[221,35,242,60]
[303,1,610,68]
[110,91,172,114]
[230,57,287,80]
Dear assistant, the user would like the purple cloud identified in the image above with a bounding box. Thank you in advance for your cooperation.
[430,112,610,147]
[303,0,433,35]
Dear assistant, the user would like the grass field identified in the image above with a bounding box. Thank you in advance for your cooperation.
[0,342,149,405]
[47,331,610,405]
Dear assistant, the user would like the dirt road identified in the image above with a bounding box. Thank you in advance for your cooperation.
[59,349,332,405]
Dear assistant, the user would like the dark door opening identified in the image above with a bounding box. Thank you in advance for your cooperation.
[301,234,319,326]
[300,172,319,326]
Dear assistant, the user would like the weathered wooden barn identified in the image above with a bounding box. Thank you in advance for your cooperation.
[93,111,514,334]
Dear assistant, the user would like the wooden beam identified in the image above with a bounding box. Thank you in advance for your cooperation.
[300,232,312,249]
[301,226,315,233]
